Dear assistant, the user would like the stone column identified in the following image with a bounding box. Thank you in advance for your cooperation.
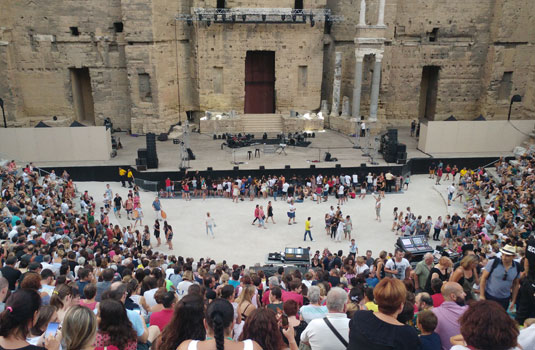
[369,52,383,121]
[359,0,366,26]
[377,0,386,26]
[352,51,365,118]
[330,52,342,117]
[341,96,350,117]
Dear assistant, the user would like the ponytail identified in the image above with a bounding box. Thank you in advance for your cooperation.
[0,289,41,339]
[212,312,225,350]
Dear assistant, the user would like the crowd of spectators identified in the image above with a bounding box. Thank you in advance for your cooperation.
[0,152,535,350]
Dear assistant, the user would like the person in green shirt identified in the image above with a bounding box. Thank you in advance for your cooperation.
[412,253,434,292]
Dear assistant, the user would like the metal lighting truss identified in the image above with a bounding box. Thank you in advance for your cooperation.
[176,8,343,24]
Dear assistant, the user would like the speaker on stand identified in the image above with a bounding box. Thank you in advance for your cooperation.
[146,133,159,169]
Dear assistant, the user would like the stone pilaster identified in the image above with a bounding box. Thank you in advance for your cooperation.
[330,52,342,117]
[369,53,383,121]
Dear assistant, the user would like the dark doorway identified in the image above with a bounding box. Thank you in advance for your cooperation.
[294,0,304,10]
[244,51,275,114]
[418,66,440,120]
[70,68,95,124]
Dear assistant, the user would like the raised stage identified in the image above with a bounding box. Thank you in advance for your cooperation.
[31,127,514,185]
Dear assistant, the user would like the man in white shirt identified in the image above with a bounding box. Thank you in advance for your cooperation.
[485,210,496,232]
[447,183,455,206]
[301,287,350,350]
[384,249,412,280]
[282,182,290,201]
[352,174,358,189]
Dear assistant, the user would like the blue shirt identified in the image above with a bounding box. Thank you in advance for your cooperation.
[420,332,441,350]
[152,201,161,211]
[484,259,520,299]
[126,309,145,337]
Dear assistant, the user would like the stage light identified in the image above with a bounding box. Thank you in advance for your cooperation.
[206,19,211,26]
[292,15,297,22]
[310,15,315,27]
[281,14,286,21]
[242,14,247,21]
[231,14,236,22]
[222,14,226,21]
[262,14,266,22]
[303,113,311,119]
[186,18,193,26]
[198,14,203,21]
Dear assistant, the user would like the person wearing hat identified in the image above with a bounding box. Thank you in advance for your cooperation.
[479,244,521,311]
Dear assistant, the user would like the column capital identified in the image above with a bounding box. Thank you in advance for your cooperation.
[375,52,384,62]
[355,50,366,62]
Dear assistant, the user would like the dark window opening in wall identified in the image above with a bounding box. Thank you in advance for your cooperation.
[429,28,438,42]
[113,22,123,33]
[217,0,225,9]
[70,68,95,124]
[298,66,308,90]
[138,73,152,102]
[295,0,303,10]
[186,111,194,121]
[70,27,80,36]
[418,66,440,120]
[498,72,513,100]
[324,21,332,34]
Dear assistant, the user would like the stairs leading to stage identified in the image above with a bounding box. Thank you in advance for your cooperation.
[241,114,283,133]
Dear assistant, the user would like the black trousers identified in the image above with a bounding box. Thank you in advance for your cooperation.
[516,278,535,325]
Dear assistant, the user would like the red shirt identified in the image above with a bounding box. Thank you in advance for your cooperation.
[149,308,174,331]
[432,293,445,307]
[106,228,114,241]
[165,179,171,187]
[282,291,304,307]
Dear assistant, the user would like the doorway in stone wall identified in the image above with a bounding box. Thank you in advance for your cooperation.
[70,68,95,124]
[418,66,440,120]
[244,51,275,114]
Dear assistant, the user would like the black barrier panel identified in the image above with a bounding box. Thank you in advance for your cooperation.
[39,156,512,190]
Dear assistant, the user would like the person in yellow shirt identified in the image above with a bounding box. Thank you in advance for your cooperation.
[118,167,127,187]
[127,168,134,188]
[459,167,468,177]
[304,217,314,242]
[363,287,378,312]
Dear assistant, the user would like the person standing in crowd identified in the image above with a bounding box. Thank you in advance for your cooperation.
[127,168,134,188]
[301,287,350,350]
[178,299,262,350]
[152,197,162,221]
[266,200,275,224]
[165,177,173,197]
[287,199,296,225]
[447,183,455,206]
[432,282,467,350]
[304,217,314,242]
[374,194,382,222]
[412,253,434,293]
[257,206,266,230]
[479,244,521,310]
[153,219,161,247]
[119,167,127,187]
[252,204,260,226]
[384,249,411,280]
[134,203,143,228]
[165,224,174,250]
[205,212,216,238]
[348,278,420,349]
[124,195,134,220]
[113,193,123,218]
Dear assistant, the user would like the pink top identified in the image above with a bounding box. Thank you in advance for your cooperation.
[96,332,136,350]
[282,291,304,307]
[79,300,98,311]
[149,308,174,331]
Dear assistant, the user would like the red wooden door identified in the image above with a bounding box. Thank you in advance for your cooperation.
[244,51,275,114]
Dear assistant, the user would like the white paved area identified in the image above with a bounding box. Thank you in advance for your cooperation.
[76,175,466,266]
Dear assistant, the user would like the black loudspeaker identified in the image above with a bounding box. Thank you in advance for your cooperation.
[158,133,168,141]
[335,164,341,168]
[136,158,147,166]
[233,166,239,171]
[146,133,157,157]
[310,165,316,169]
[137,148,147,159]
[146,157,159,169]
[207,167,213,172]
[387,128,398,143]
[360,163,367,167]
[136,164,147,171]
[396,143,407,153]
[285,165,291,169]
[259,166,265,170]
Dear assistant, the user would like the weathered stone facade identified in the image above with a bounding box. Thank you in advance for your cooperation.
[0,0,533,134]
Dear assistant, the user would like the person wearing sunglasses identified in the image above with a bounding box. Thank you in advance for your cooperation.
[479,244,521,312]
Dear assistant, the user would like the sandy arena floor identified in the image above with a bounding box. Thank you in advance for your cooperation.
[76,174,465,267]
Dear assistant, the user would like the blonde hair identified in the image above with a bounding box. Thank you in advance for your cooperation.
[438,257,453,268]
[236,285,256,307]
[460,255,479,270]
[63,305,97,350]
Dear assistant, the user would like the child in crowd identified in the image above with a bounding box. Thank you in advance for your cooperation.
[417,310,441,350]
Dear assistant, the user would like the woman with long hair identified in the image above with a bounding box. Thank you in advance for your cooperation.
[449,255,480,301]
[96,299,137,350]
[154,294,205,350]
[236,285,256,321]
[240,308,297,350]
[27,305,58,346]
[50,283,80,322]
[178,299,261,350]
[0,289,60,350]
[63,305,97,350]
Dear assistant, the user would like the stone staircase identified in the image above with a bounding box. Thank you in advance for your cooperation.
[241,114,283,133]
